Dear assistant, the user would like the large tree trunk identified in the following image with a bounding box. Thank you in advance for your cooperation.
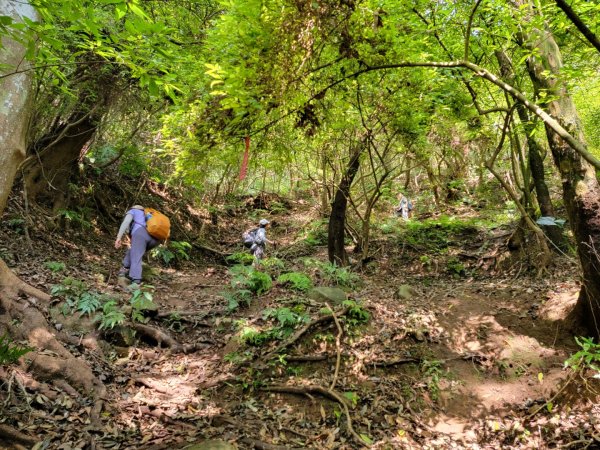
[0,6,107,435]
[328,145,362,266]
[525,27,600,336]
[0,0,38,217]
[23,113,96,212]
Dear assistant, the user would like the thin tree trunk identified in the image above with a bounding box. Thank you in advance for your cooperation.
[328,145,362,266]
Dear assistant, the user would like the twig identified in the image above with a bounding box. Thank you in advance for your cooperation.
[526,371,577,420]
[262,384,368,448]
[326,302,343,390]
[367,357,420,368]
[285,354,334,362]
[2,370,15,407]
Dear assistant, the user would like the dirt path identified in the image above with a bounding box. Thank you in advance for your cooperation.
[91,262,582,449]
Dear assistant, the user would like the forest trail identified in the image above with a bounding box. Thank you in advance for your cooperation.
[108,222,581,448]
[0,200,589,449]
[107,260,580,449]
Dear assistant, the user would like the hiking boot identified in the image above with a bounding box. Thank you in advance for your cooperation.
[118,267,129,277]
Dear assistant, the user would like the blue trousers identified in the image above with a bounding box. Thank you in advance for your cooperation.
[122,228,159,283]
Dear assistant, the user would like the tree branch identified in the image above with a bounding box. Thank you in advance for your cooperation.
[465,0,484,61]
[554,0,600,54]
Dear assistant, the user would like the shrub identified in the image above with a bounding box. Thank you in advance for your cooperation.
[303,219,328,246]
[303,259,360,288]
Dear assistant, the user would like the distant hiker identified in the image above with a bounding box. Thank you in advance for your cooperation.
[245,218,274,266]
[395,193,413,220]
[115,205,160,289]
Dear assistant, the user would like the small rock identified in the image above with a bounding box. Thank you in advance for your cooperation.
[396,284,416,300]
[308,287,347,305]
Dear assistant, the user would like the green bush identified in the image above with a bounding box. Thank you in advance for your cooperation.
[44,261,66,272]
[263,307,309,337]
[343,300,371,326]
[446,257,466,277]
[57,208,92,229]
[398,215,481,253]
[565,336,600,374]
[277,272,313,291]
[51,277,104,316]
[97,301,126,330]
[222,288,252,312]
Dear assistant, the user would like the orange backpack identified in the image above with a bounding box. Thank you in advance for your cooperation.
[145,208,170,241]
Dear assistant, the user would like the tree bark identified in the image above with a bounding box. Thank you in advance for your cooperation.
[328,145,362,266]
[524,27,600,336]
[0,0,38,217]
[23,114,96,212]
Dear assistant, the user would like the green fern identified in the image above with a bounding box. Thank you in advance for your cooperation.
[44,261,66,272]
[97,301,126,330]
[277,272,312,291]
[77,292,102,316]
[130,288,155,323]
[226,252,255,265]
[229,265,272,295]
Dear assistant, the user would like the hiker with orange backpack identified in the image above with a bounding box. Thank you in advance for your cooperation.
[115,205,170,289]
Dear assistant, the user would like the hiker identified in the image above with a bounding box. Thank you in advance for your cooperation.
[247,218,274,265]
[395,193,413,220]
[115,205,159,288]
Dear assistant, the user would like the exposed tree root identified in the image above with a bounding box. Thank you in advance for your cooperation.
[138,405,196,430]
[130,322,212,353]
[261,307,350,363]
[155,310,211,326]
[262,384,367,448]
[0,259,50,302]
[285,354,333,362]
[0,424,38,447]
[367,357,420,368]
[326,302,343,390]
